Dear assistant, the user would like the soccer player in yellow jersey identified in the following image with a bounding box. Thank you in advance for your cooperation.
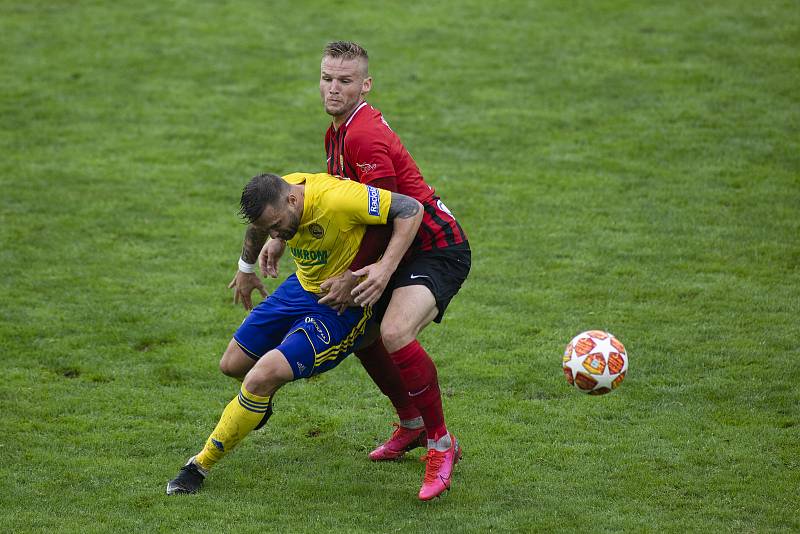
[166,172,422,495]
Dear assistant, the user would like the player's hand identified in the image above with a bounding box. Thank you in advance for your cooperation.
[318,270,358,314]
[259,239,285,278]
[227,271,268,311]
[351,262,393,307]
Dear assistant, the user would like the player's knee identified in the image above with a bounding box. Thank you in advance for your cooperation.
[380,322,415,353]
[243,353,291,397]
[219,357,241,379]
[242,369,276,397]
[219,344,250,379]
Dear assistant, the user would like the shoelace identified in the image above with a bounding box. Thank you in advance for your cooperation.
[180,465,200,478]
[181,462,206,478]
[420,449,446,484]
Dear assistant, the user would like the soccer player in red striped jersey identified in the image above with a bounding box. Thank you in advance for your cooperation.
[312,41,470,501]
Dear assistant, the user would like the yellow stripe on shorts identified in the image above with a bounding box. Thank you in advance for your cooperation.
[314,306,373,367]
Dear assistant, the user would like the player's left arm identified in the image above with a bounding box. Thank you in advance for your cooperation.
[227,224,270,311]
[351,192,422,307]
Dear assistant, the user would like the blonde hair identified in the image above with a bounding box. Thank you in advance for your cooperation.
[323,41,369,75]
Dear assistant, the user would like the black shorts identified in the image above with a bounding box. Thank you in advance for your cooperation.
[374,241,471,324]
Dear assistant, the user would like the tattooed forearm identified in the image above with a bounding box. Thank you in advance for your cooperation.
[241,225,269,263]
[388,193,422,220]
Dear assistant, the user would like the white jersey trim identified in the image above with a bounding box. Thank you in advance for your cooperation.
[345,101,369,128]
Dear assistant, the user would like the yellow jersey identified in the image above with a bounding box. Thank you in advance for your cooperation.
[283,172,392,293]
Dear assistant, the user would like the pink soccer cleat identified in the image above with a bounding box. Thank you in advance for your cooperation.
[418,433,462,501]
[369,423,427,461]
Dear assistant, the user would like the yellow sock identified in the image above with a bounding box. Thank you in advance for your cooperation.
[195,385,272,471]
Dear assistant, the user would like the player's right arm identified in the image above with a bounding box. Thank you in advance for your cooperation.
[228,224,269,311]
[259,238,285,278]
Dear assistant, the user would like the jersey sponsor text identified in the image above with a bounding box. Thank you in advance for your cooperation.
[289,246,329,266]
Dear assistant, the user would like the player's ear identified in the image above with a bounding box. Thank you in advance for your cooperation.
[362,76,372,95]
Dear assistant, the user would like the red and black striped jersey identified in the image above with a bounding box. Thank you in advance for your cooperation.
[325,102,467,251]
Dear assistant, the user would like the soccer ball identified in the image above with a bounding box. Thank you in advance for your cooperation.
[562,330,628,395]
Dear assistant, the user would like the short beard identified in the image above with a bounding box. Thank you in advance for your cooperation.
[282,211,300,241]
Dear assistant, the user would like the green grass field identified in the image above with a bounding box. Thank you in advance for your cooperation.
[2,1,798,531]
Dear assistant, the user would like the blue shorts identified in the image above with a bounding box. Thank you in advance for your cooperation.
[233,274,372,379]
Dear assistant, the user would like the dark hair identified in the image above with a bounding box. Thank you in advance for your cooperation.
[323,40,369,63]
[238,173,289,224]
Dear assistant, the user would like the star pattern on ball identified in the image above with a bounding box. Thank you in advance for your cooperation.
[592,335,617,357]
[562,331,628,395]
[564,353,585,377]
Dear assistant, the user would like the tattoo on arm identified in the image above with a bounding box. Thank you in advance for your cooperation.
[241,225,269,263]
[388,193,421,220]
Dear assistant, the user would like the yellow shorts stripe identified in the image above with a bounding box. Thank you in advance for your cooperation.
[313,305,372,367]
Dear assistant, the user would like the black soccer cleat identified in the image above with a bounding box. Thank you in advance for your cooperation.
[166,457,207,495]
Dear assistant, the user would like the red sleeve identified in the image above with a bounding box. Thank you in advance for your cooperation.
[348,176,397,270]
[345,127,397,185]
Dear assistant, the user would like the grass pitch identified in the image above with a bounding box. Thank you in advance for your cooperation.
[1,1,798,532]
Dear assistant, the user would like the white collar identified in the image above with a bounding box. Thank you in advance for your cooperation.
[344,101,369,128]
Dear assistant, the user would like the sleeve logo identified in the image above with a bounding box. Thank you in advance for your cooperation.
[367,185,380,216]
[356,162,377,175]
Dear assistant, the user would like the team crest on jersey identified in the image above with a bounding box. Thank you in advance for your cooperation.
[356,162,377,175]
[305,317,331,344]
[308,223,324,239]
